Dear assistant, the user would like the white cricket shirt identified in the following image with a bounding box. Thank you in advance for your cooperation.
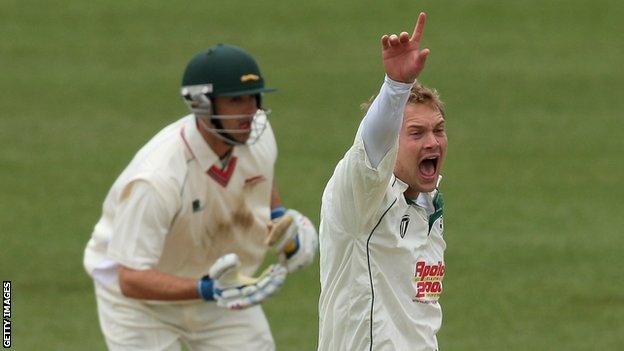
[318,79,446,351]
[84,114,277,294]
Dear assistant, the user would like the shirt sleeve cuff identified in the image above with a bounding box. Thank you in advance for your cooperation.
[384,75,416,93]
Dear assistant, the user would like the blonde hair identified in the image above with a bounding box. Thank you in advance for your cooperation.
[361,83,445,117]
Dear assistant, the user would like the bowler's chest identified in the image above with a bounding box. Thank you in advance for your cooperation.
[368,200,447,303]
[372,201,445,254]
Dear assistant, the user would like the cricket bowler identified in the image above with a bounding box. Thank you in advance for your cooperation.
[83,44,317,350]
[318,12,448,350]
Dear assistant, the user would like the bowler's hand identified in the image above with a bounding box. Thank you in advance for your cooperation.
[381,12,430,83]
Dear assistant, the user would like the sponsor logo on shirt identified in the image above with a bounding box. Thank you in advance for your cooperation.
[412,261,445,303]
[244,175,266,187]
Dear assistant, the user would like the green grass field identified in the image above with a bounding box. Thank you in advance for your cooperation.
[2,0,623,349]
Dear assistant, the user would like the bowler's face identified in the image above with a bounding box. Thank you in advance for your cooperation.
[394,103,447,197]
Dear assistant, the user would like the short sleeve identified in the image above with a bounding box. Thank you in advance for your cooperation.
[107,180,179,270]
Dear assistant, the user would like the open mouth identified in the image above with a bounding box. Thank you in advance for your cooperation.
[418,155,439,179]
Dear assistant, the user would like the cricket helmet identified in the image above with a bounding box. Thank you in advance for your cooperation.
[182,44,276,98]
[180,44,276,145]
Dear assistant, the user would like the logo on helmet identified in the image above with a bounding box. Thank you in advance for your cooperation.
[240,74,260,82]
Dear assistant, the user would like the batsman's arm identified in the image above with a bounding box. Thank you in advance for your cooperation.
[118,259,287,310]
[270,179,286,219]
[106,180,198,300]
[118,266,199,300]
[110,180,286,306]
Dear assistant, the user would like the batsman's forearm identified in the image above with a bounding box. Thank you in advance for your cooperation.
[270,179,282,210]
[118,266,200,301]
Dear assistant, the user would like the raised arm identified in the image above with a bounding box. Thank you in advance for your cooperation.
[362,12,430,167]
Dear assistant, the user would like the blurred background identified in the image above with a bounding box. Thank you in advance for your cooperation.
[1,0,623,349]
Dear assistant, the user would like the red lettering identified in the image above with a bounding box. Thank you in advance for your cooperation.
[422,266,431,279]
[430,265,439,276]
[415,261,446,282]
[416,281,425,298]
[415,261,425,278]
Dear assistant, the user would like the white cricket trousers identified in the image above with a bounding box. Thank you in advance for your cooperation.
[95,283,275,351]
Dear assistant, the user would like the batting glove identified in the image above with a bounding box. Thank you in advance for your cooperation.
[266,208,318,273]
[198,253,287,310]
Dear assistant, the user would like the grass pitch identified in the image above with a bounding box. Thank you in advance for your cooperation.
[1,0,623,349]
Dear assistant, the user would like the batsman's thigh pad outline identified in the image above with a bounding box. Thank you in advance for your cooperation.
[94,282,276,351]
[95,284,183,351]
[183,305,275,351]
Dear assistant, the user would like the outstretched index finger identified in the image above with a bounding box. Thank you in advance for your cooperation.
[410,12,427,44]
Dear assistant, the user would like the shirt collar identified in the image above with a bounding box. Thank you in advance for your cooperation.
[391,174,410,194]
[392,174,442,215]
[391,175,410,208]
[179,114,219,172]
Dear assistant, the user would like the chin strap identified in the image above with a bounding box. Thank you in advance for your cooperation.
[182,86,268,145]
[195,110,269,146]
[198,116,244,145]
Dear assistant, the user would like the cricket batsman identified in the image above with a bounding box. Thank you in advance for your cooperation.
[318,13,448,350]
[83,44,317,350]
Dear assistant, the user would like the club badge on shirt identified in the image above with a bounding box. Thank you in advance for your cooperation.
[400,214,410,238]
[192,199,204,212]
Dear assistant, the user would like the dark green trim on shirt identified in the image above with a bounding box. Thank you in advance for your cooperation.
[428,191,444,234]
